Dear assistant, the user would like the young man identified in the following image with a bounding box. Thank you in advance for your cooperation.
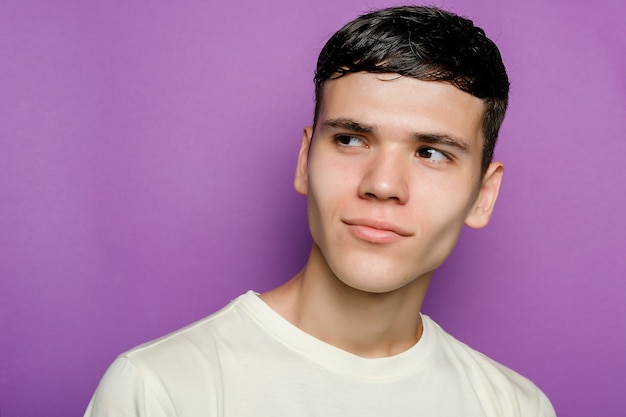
[85,6,555,416]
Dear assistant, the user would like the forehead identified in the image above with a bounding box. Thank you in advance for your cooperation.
[317,73,486,149]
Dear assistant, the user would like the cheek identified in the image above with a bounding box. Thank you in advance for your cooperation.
[306,177,341,226]
[305,171,337,240]
[412,179,478,228]
[307,157,357,210]
[305,163,362,250]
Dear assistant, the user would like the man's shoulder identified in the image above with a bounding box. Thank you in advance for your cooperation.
[85,295,255,416]
[121,292,254,370]
[424,316,555,416]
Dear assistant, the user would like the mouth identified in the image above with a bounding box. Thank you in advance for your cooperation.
[342,218,412,244]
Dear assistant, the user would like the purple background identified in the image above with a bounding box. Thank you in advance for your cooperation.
[1,1,624,416]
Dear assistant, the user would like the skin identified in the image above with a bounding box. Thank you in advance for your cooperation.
[261,72,503,358]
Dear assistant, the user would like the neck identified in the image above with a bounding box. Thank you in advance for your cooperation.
[261,245,432,358]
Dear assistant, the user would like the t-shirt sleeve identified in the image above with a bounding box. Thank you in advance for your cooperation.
[536,387,557,417]
[84,357,168,417]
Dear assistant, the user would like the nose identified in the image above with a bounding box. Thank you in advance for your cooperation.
[357,151,409,204]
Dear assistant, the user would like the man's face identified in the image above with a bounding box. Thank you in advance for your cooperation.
[295,72,503,294]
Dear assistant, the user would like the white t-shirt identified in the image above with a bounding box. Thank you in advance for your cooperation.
[85,291,555,417]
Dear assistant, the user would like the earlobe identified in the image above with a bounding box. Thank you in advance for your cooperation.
[465,162,504,229]
[294,126,313,196]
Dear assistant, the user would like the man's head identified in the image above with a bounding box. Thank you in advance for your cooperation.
[313,6,509,174]
[294,6,507,292]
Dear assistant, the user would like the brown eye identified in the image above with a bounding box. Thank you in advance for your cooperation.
[418,148,448,162]
[336,136,364,147]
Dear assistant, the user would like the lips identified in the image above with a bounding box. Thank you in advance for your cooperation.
[342,218,412,244]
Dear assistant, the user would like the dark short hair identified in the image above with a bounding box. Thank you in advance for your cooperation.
[313,6,509,174]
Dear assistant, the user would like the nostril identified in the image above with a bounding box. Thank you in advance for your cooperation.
[363,191,401,202]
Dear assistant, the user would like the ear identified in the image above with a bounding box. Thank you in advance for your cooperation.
[464,162,504,229]
[294,126,313,196]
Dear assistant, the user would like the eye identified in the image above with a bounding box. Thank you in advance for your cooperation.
[417,147,450,163]
[335,135,365,147]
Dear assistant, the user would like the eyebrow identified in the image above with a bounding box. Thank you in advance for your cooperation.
[414,133,470,153]
[322,118,378,134]
[322,117,470,153]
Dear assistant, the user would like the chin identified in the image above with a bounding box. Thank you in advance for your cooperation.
[331,264,418,295]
